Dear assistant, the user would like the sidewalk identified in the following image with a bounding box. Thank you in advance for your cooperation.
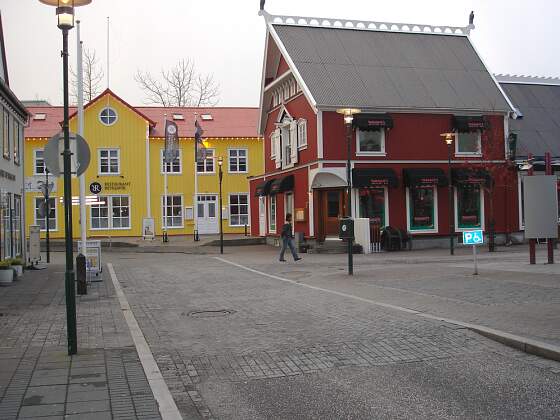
[0,256,162,420]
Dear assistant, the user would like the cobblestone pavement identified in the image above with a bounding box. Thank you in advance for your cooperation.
[108,250,560,420]
[0,256,161,420]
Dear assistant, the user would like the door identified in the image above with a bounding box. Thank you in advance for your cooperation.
[259,196,266,236]
[321,189,345,237]
[197,195,219,234]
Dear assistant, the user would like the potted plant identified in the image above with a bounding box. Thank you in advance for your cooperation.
[0,260,13,285]
[10,257,23,278]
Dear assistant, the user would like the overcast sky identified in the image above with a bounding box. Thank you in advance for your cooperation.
[1,0,559,107]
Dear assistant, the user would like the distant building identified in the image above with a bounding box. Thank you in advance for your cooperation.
[0,13,29,261]
[21,100,52,107]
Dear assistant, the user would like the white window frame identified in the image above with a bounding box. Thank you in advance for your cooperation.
[228,193,249,227]
[99,107,118,126]
[196,148,215,174]
[454,186,485,232]
[34,149,46,175]
[405,186,439,234]
[455,131,482,156]
[98,148,121,175]
[356,128,386,156]
[268,195,277,233]
[297,118,307,150]
[90,194,131,230]
[160,148,182,174]
[228,148,248,173]
[34,196,58,232]
[162,194,184,229]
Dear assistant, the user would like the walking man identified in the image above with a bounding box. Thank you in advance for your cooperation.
[279,213,301,262]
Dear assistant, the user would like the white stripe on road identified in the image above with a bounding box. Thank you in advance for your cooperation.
[107,263,183,420]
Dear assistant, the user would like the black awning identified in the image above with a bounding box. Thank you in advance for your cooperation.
[403,168,448,187]
[255,179,274,197]
[452,168,492,188]
[353,113,394,131]
[452,116,488,132]
[352,168,398,188]
[270,175,295,195]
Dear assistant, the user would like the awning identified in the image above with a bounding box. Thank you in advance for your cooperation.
[270,175,295,195]
[352,168,398,188]
[353,113,394,131]
[451,168,492,188]
[452,116,488,132]
[403,168,448,187]
[255,179,274,197]
[310,168,347,189]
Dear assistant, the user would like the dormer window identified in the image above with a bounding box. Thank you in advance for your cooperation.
[172,114,184,120]
[33,113,47,121]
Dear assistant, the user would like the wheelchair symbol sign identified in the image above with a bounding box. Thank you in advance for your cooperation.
[463,230,484,245]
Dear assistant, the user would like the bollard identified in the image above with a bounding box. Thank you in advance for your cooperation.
[244,224,248,236]
[76,253,87,295]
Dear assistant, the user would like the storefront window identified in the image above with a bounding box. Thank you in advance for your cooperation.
[35,197,57,231]
[13,195,21,256]
[229,194,249,226]
[3,193,11,258]
[91,196,109,229]
[111,196,130,228]
[269,195,276,233]
[359,188,385,226]
[457,185,481,228]
[163,195,183,228]
[409,187,435,231]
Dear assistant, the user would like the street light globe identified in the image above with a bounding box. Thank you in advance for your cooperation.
[218,156,223,166]
[336,108,361,125]
[440,132,455,145]
[39,0,93,30]
[39,0,92,5]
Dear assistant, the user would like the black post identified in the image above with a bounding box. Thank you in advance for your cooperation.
[62,28,77,355]
[447,143,454,255]
[219,163,223,254]
[45,170,50,263]
[76,253,87,295]
[346,122,353,275]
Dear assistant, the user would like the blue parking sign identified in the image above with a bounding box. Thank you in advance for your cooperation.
[463,230,484,245]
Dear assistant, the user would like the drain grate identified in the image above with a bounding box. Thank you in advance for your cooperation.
[187,309,235,318]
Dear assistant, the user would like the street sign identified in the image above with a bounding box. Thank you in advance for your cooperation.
[89,182,102,195]
[44,132,91,177]
[463,229,484,245]
[25,176,56,194]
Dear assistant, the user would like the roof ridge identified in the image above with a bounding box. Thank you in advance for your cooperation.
[495,74,560,86]
[260,11,473,36]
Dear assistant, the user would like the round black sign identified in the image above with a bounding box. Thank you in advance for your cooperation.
[90,182,102,195]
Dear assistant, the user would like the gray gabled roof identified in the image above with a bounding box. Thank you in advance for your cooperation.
[272,24,512,113]
[499,81,560,157]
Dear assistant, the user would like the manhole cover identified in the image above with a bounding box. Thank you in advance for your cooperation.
[187,309,235,318]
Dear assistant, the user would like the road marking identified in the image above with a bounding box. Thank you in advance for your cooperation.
[107,263,183,420]
[214,257,560,363]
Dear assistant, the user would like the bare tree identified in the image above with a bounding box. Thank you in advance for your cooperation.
[70,47,104,104]
[135,59,220,107]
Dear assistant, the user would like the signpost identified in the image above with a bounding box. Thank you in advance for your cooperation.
[44,132,91,177]
[463,229,484,275]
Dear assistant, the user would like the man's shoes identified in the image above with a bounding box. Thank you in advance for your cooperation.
[279,259,286,262]
[295,257,302,261]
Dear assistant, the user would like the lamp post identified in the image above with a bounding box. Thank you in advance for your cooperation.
[441,133,455,255]
[39,0,92,356]
[45,169,51,263]
[218,157,224,254]
[336,108,361,275]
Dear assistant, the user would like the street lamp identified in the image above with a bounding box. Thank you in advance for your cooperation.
[218,156,224,254]
[441,132,455,256]
[39,0,92,356]
[336,108,361,275]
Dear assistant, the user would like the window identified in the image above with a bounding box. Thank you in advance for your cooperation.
[456,131,481,154]
[13,121,21,165]
[34,197,57,231]
[200,114,213,121]
[357,128,385,154]
[229,194,249,226]
[3,193,11,258]
[99,107,118,126]
[3,108,9,160]
[408,187,437,232]
[160,149,182,174]
[197,148,215,173]
[268,195,277,233]
[162,195,183,228]
[271,130,279,160]
[297,119,307,149]
[172,113,184,120]
[229,149,247,173]
[34,149,45,175]
[456,185,482,229]
[359,188,386,226]
[13,195,21,256]
[90,195,130,229]
[99,149,120,175]
[33,113,46,121]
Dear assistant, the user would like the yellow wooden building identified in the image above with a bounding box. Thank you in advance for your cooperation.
[24,89,262,239]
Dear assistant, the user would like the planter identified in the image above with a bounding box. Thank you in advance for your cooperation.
[0,269,13,285]
[12,265,23,278]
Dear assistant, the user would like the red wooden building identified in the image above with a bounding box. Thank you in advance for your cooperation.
[249,10,522,249]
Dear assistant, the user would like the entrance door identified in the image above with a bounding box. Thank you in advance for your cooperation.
[197,195,219,234]
[322,189,345,237]
[259,196,266,236]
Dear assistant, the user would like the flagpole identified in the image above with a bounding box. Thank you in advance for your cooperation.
[194,113,199,241]
[163,114,168,243]
[77,21,87,256]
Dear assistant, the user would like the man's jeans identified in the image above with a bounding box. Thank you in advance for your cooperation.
[280,237,299,260]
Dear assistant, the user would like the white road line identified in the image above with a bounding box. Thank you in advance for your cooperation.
[107,263,183,420]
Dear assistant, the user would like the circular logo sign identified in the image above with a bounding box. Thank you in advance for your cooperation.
[89,182,102,195]
[167,125,177,135]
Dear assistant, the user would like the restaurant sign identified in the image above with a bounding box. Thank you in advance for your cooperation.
[104,181,131,191]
